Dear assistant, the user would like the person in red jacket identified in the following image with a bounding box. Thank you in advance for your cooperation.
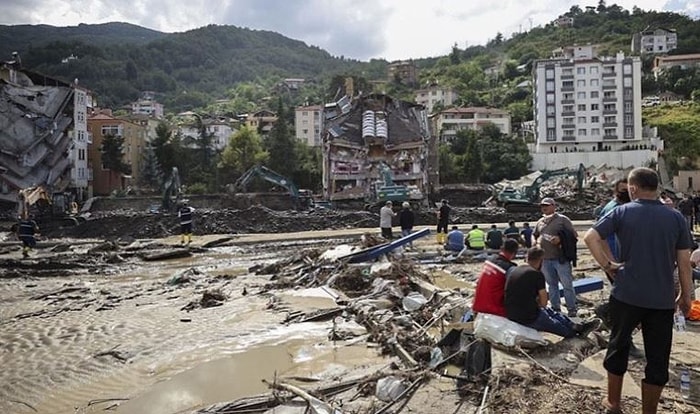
[472,239,519,316]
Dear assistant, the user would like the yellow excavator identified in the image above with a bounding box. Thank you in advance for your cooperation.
[17,185,83,227]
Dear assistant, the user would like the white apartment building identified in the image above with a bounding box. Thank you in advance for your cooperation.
[531,46,656,170]
[435,107,511,141]
[131,92,164,119]
[295,105,323,146]
[415,86,458,113]
[176,112,236,151]
[70,87,92,200]
[631,28,677,55]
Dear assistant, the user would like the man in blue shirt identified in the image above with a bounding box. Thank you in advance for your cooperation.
[444,226,465,252]
[584,167,693,414]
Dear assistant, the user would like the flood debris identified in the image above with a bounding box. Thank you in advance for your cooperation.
[181,289,227,311]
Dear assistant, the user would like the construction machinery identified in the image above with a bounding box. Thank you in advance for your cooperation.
[375,162,411,203]
[161,167,183,212]
[232,165,312,209]
[497,163,585,212]
[17,185,84,228]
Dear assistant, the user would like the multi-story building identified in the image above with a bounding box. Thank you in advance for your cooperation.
[69,87,93,200]
[435,107,511,141]
[130,91,164,119]
[631,28,677,55]
[387,60,418,86]
[0,55,89,203]
[175,112,237,151]
[245,110,278,137]
[87,110,147,195]
[554,16,575,28]
[321,94,433,204]
[295,105,323,146]
[653,53,700,79]
[415,86,458,114]
[531,45,658,170]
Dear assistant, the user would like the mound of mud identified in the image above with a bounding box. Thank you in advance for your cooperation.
[41,204,595,240]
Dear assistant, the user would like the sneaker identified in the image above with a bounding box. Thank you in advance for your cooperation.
[576,318,602,337]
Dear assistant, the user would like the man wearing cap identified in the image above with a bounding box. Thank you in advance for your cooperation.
[534,197,578,316]
[379,201,396,239]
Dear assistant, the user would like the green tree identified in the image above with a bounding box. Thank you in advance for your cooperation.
[264,99,296,178]
[449,43,461,65]
[219,126,269,183]
[139,143,163,191]
[100,134,132,190]
[462,131,483,182]
[438,143,461,184]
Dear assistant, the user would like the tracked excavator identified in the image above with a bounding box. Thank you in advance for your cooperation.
[161,167,183,212]
[232,165,312,210]
[497,163,585,213]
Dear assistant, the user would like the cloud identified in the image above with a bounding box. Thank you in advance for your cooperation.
[0,0,692,61]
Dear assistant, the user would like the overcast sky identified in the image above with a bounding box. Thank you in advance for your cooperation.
[1,0,698,61]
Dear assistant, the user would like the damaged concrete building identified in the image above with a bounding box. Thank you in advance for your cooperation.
[0,54,90,206]
[322,94,435,206]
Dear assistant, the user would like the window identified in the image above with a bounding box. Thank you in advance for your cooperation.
[604,104,616,111]
[591,91,600,98]
[578,104,586,111]
[590,66,599,74]
[546,80,555,91]
[625,127,633,138]
[563,105,574,112]
[604,91,616,99]
[547,118,555,128]
[302,111,308,116]
[624,89,632,98]
[591,104,599,111]
[591,116,600,123]
[623,64,632,75]
[592,128,600,136]
[603,79,615,87]
[562,68,573,76]
[546,105,555,115]
[563,93,574,101]
[302,129,308,134]
[578,116,586,123]
[545,68,555,78]
[562,80,574,89]
[546,93,555,103]
[577,79,586,87]
[577,91,586,99]
[547,128,556,141]
[590,79,599,87]
[563,130,575,137]
[623,77,632,87]
[604,116,616,124]
[605,128,616,136]
[577,67,586,75]
[578,129,587,136]
[101,125,122,136]
[78,148,86,160]
[624,101,632,112]
[624,114,633,124]
[563,117,574,125]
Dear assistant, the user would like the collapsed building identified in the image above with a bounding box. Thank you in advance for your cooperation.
[321,94,435,206]
[0,54,89,206]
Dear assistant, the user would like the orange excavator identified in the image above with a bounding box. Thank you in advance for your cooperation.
[17,185,83,227]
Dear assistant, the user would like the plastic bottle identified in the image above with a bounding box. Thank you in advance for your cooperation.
[680,367,691,400]
[675,310,687,332]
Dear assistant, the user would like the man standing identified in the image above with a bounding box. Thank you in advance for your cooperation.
[379,201,396,240]
[485,224,503,249]
[505,247,601,338]
[436,199,451,245]
[472,239,519,317]
[584,167,693,414]
[399,201,415,245]
[678,193,695,232]
[520,222,533,248]
[599,178,629,261]
[17,214,40,258]
[534,197,578,316]
[178,201,195,245]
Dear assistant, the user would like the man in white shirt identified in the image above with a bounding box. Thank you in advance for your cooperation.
[379,201,396,240]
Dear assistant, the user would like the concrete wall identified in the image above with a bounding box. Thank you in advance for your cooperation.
[531,149,657,170]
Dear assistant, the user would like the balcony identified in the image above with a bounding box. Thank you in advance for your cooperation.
[603,134,618,140]
[602,71,617,77]
[561,85,574,92]
[602,84,617,90]
[562,123,575,129]
[603,109,617,115]
[602,96,617,102]
[603,122,618,128]
[561,74,574,80]
[561,99,575,105]
[561,111,575,117]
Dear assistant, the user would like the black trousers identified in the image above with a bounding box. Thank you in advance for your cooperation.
[436,221,448,233]
[604,296,674,386]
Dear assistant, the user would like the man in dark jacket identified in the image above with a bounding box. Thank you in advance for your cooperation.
[399,201,415,247]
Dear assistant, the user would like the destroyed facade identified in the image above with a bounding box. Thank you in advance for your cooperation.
[321,94,434,204]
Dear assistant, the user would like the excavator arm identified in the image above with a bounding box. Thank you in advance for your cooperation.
[233,165,300,198]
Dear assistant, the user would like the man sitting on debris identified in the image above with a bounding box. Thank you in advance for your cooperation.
[466,225,486,250]
[520,222,533,248]
[504,247,602,338]
[444,226,465,252]
[472,239,519,317]
[503,221,521,244]
[486,224,503,250]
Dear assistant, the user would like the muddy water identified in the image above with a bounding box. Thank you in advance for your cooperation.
[0,242,383,414]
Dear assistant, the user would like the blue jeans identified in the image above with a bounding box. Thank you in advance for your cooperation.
[401,228,413,247]
[542,258,577,315]
[527,307,576,338]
